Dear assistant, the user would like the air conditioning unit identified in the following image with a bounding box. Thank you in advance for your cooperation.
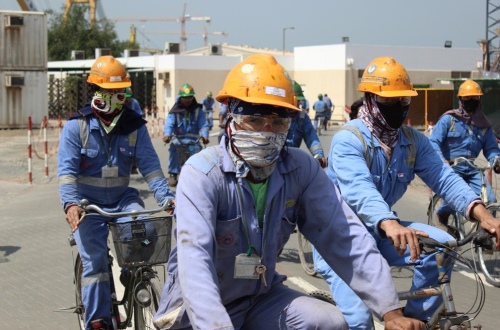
[5,76,25,87]
[71,50,85,60]
[209,43,222,56]
[165,42,180,54]
[124,49,140,57]
[95,48,112,58]
[5,15,24,28]
[158,72,170,81]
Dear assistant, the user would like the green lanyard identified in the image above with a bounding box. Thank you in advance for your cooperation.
[235,181,273,261]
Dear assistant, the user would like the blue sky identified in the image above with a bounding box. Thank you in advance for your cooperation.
[1,0,491,52]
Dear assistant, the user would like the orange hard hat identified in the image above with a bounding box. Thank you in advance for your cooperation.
[457,79,483,97]
[87,55,131,89]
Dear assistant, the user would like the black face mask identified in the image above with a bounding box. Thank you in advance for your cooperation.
[377,101,409,129]
[462,99,480,113]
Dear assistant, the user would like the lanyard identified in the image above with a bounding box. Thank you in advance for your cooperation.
[235,181,273,262]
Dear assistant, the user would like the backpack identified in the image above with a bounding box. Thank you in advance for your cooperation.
[340,124,416,169]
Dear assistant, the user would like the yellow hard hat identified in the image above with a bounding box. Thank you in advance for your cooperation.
[87,55,131,89]
[457,79,483,97]
[358,56,418,97]
[216,54,299,112]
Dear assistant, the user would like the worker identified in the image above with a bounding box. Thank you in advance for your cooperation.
[286,80,326,167]
[162,83,209,187]
[313,56,500,329]
[429,79,500,233]
[153,53,425,330]
[58,55,173,330]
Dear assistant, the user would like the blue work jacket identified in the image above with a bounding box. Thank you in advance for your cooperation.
[429,113,500,173]
[201,97,215,111]
[154,137,401,329]
[329,120,479,238]
[286,111,324,157]
[163,101,209,142]
[58,106,172,209]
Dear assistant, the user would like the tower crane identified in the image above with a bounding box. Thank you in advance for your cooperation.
[141,26,228,47]
[63,0,106,27]
[16,0,38,11]
[108,3,210,53]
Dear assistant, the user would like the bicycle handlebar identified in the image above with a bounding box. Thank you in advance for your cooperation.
[418,227,492,251]
[79,198,174,219]
[452,156,499,171]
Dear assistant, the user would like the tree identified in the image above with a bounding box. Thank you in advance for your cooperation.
[47,6,138,61]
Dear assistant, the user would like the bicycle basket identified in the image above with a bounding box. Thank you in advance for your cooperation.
[177,144,198,166]
[108,216,172,267]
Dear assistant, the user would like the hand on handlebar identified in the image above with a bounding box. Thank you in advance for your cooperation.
[383,309,425,330]
[314,154,327,168]
[380,219,429,262]
[65,204,83,233]
[163,136,171,144]
[202,137,209,145]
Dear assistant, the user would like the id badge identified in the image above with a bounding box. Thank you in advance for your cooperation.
[234,253,260,280]
[102,165,118,178]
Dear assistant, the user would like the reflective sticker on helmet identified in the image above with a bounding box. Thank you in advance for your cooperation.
[241,64,255,73]
[367,64,377,74]
[96,63,103,68]
[109,76,123,82]
[265,86,286,98]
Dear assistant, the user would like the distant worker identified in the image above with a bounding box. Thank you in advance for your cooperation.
[124,87,143,116]
[323,93,334,130]
[218,101,228,143]
[201,91,215,130]
[287,80,326,167]
[312,93,328,134]
[162,83,209,187]
[429,79,500,233]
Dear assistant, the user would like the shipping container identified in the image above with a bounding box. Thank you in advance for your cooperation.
[0,70,48,128]
[0,10,47,70]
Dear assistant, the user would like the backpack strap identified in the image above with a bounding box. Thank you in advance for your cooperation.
[77,116,137,149]
[340,125,371,167]
[449,115,456,132]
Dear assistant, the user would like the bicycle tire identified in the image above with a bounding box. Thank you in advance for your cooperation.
[297,231,317,276]
[477,204,500,287]
[74,253,85,330]
[427,194,470,240]
[133,273,163,329]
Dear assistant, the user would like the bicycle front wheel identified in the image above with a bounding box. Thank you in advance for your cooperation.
[74,253,85,330]
[477,204,500,287]
[297,231,317,276]
[133,273,163,329]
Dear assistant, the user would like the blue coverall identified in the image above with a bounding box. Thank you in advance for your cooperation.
[58,106,173,329]
[429,113,500,215]
[153,137,404,330]
[201,96,215,129]
[286,110,325,159]
[127,97,143,116]
[313,119,480,329]
[312,99,327,129]
[163,100,209,175]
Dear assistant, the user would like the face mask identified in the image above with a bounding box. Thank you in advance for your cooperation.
[91,91,126,113]
[462,99,480,113]
[231,129,286,168]
[377,101,409,129]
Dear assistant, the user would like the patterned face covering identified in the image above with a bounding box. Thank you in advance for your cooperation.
[228,120,287,180]
[91,90,126,114]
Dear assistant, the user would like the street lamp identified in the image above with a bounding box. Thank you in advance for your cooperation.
[282,26,295,55]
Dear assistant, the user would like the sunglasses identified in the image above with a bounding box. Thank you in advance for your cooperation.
[231,114,291,133]
[376,96,411,107]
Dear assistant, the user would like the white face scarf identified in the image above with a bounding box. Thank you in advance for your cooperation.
[228,120,287,180]
[91,91,126,113]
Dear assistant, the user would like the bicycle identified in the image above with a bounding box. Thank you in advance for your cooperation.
[314,115,325,136]
[69,198,173,330]
[427,156,500,287]
[297,230,317,276]
[309,232,491,330]
[170,133,206,167]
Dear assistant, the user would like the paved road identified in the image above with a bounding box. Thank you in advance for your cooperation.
[0,123,498,329]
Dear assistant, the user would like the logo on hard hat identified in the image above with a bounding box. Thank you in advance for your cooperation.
[96,63,103,68]
[367,65,377,74]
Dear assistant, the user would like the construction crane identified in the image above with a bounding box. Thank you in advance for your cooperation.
[480,0,500,72]
[16,0,38,11]
[63,0,106,27]
[140,26,228,47]
[108,3,211,53]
